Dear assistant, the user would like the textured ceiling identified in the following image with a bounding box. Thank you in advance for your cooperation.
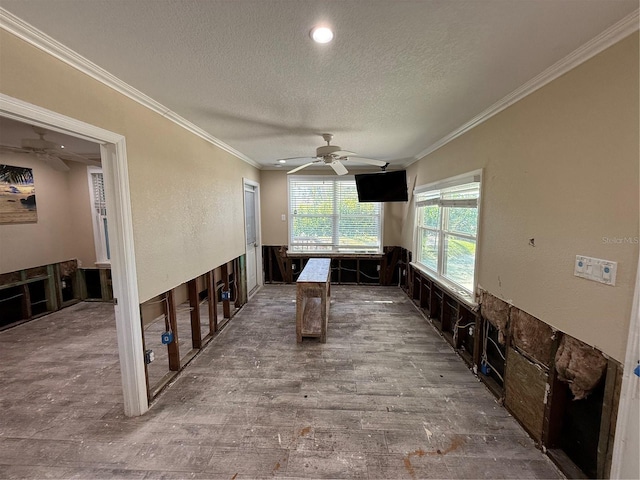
[1,0,638,171]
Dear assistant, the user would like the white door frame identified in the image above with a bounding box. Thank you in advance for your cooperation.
[0,94,148,417]
[610,251,640,479]
[243,178,262,293]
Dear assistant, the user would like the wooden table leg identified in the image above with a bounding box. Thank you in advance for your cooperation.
[320,287,327,343]
[296,285,303,343]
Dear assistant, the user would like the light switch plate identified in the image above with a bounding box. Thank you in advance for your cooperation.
[574,255,617,286]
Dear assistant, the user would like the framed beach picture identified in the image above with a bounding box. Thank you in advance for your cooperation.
[0,164,37,224]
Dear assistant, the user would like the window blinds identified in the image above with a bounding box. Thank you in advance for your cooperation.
[415,182,480,208]
[91,172,107,215]
[288,176,381,252]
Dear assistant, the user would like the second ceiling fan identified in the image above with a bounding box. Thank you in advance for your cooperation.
[282,134,388,175]
[0,126,99,171]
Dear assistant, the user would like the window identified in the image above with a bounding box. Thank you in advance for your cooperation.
[414,171,481,293]
[288,176,382,253]
[87,166,110,264]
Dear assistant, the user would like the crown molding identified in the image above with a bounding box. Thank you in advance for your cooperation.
[0,7,260,169]
[0,93,124,145]
[2,6,636,171]
[408,8,640,167]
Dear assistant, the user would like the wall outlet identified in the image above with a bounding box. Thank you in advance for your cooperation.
[161,331,174,345]
[221,290,230,301]
[574,255,617,286]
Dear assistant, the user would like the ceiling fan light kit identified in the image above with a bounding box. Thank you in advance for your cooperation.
[283,133,388,176]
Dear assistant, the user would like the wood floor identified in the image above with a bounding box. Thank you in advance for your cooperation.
[0,285,563,479]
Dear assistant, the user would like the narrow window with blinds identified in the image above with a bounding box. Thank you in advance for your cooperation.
[414,172,481,294]
[288,176,382,253]
[87,166,110,264]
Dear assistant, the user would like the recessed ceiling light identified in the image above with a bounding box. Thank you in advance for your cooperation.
[310,26,333,44]
[60,145,65,149]
[278,159,286,164]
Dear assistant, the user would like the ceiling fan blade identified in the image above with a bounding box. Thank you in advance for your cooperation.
[332,150,357,157]
[56,151,101,166]
[37,153,70,172]
[50,147,87,161]
[345,157,388,167]
[330,160,348,176]
[277,156,318,162]
[0,144,30,154]
[60,154,102,166]
[287,162,317,175]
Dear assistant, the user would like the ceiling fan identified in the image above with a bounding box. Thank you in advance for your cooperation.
[283,134,388,175]
[0,126,99,172]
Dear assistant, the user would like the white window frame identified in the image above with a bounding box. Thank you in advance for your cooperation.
[413,170,482,295]
[288,175,383,254]
[87,165,110,266]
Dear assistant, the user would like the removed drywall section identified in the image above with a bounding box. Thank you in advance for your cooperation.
[140,256,244,400]
[262,246,406,286]
[480,290,509,344]
[555,334,608,400]
[511,306,555,367]
[406,269,624,478]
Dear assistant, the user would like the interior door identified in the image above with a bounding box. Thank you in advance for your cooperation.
[244,183,259,294]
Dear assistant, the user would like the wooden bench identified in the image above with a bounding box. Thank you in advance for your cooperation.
[296,258,331,343]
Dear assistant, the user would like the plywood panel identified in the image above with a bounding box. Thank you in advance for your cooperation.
[505,347,548,442]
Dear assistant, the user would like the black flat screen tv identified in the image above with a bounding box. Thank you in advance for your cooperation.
[354,170,408,202]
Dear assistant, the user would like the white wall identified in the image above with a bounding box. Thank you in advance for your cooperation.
[0,153,96,271]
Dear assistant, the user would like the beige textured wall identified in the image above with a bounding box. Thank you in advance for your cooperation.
[259,169,407,246]
[0,153,96,270]
[396,34,639,361]
[0,31,260,301]
[259,170,289,245]
[66,162,97,267]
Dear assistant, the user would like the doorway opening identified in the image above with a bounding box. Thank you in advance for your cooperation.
[0,93,147,416]
[243,178,262,296]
